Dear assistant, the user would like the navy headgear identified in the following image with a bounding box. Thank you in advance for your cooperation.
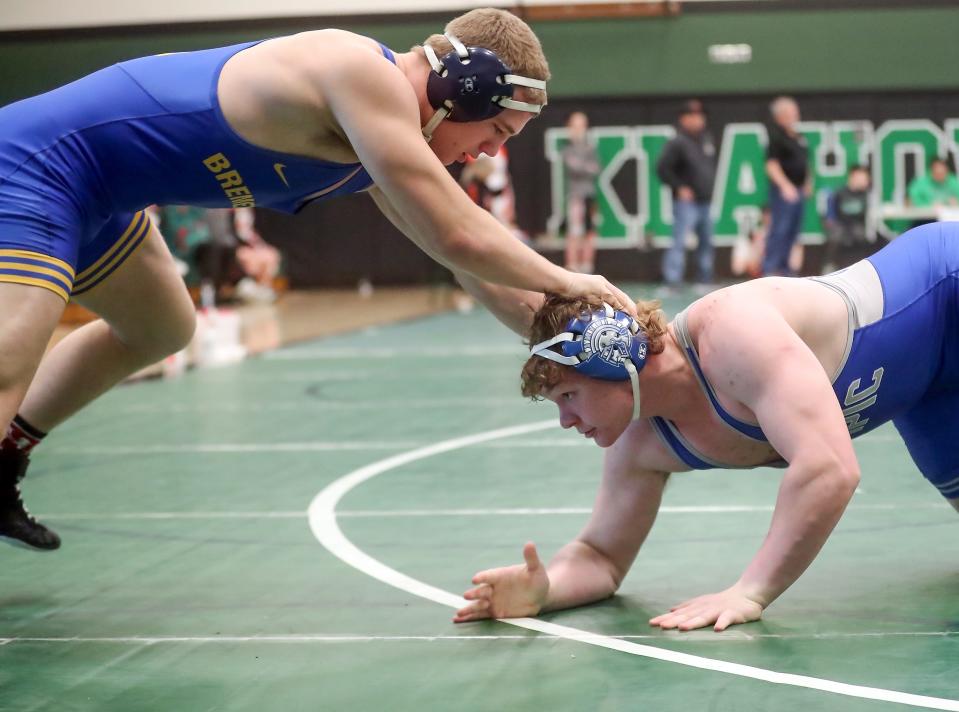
[422,33,547,140]
[530,304,649,421]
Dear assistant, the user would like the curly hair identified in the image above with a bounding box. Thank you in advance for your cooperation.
[520,294,668,399]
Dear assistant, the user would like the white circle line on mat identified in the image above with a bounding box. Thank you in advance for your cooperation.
[307,419,959,711]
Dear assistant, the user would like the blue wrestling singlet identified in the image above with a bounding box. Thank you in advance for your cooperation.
[0,39,396,300]
[652,222,959,497]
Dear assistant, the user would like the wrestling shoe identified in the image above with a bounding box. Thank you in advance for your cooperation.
[0,450,60,550]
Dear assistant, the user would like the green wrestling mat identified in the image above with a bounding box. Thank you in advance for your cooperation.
[1,290,957,712]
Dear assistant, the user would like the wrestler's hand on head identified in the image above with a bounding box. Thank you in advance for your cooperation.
[453,542,549,623]
[649,583,765,632]
[559,273,638,319]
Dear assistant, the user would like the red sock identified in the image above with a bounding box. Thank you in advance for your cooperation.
[1,415,46,456]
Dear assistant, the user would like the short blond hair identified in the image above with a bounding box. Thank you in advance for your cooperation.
[520,295,668,399]
[416,8,550,107]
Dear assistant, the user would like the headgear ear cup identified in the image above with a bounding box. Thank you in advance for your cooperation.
[530,303,648,421]
[421,33,546,140]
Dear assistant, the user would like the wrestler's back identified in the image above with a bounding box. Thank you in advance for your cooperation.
[689,275,852,381]
[216,30,387,163]
[687,224,959,440]
[0,31,393,222]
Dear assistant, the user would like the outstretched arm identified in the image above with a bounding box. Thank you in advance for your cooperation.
[321,48,634,316]
[455,438,669,622]
[651,294,860,632]
[453,270,543,337]
[370,187,543,337]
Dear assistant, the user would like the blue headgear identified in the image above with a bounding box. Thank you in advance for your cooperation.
[421,33,547,141]
[530,304,649,421]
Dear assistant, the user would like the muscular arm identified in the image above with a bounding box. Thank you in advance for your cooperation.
[369,187,542,336]
[320,50,570,293]
[651,297,860,632]
[455,271,543,337]
[456,433,669,621]
[700,296,860,608]
[543,442,669,612]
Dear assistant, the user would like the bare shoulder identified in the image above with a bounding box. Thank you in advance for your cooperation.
[688,277,841,342]
[686,281,792,356]
[218,29,416,159]
[687,281,826,413]
[236,30,415,116]
[279,29,385,61]
[689,280,850,394]
[226,29,379,73]
[686,280,773,330]
[290,30,409,97]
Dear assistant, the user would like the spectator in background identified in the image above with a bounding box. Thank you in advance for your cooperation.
[455,147,530,313]
[656,99,717,295]
[158,205,212,280]
[562,111,601,274]
[158,207,280,305]
[193,208,240,306]
[233,208,281,304]
[763,96,810,276]
[907,157,959,209]
[821,164,872,273]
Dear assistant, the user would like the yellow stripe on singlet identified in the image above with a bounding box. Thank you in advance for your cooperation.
[74,211,147,283]
[73,212,151,291]
[0,249,75,279]
[0,261,73,292]
[0,274,70,302]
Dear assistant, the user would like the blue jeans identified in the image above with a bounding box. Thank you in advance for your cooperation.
[762,185,805,276]
[662,200,714,285]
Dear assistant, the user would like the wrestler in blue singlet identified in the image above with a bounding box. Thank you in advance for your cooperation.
[0,40,396,300]
[651,221,959,498]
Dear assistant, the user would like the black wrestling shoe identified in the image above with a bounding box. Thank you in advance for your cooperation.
[0,450,60,551]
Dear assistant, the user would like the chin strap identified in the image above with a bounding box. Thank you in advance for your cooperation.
[422,43,454,141]
[623,360,642,421]
[421,107,449,142]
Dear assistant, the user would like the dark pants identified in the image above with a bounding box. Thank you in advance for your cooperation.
[762,184,805,276]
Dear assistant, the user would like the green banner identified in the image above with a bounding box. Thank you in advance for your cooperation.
[545,119,954,245]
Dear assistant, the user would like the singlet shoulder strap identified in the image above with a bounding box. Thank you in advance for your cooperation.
[649,417,722,470]
[673,309,768,442]
[378,43,397,65]
[650,416,789,471]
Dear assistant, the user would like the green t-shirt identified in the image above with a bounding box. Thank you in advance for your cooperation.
[907,173,959,207]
